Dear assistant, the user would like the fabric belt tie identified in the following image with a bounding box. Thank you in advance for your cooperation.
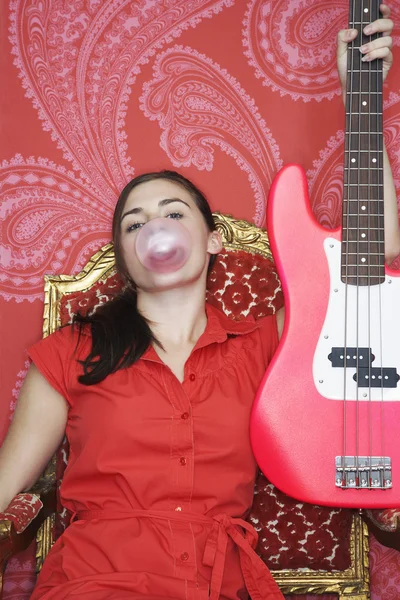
[72,508,284,600]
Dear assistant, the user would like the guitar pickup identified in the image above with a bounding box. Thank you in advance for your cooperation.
[328,347,374,368]
[353,367,400,388]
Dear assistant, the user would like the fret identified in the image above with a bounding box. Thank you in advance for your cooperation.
[343,210,384,214]
[344,199,383,208]
[341,264,384,269]
[347,227,384,230]
[346,91,382,94]
[344,170,382,185]
[346,136,379,152]
[342,252,384,256]
[342,238,385,243]
[343,244,384,251]
[344,194,384,202]
[345,214,384,218]
[345,113,380,131]
[345,183,382,186]
[341,273,384,277]
[343,218,384,230]
[344,203,383,207]
[342,237,385,243]
[344,192,383,198]
[343,187,383,200]
[345,149,383,152]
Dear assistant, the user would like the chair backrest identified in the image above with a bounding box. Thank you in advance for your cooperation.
[37,212,369,597]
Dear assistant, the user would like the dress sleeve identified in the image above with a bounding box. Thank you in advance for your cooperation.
[257,313,279,367]
[26,325,79,407]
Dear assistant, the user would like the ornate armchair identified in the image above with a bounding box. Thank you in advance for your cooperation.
[0,213,370,599]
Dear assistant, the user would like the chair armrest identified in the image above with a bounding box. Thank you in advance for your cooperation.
[0,489,56,567]
[363,508,400,552]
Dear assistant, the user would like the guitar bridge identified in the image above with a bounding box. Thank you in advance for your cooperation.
[335,456,392,489]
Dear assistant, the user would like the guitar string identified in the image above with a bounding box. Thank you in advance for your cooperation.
[361,0,384,488]
[342,0,355,483]
[355,0,362,485]
[368,0,385,484]
[376,3,385,478]
[367,0,372,488]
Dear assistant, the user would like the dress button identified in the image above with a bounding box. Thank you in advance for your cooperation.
[180,552,189,561]
[179,457,187,466]
[181,412,189,420]
[189,373,196,381]
[175,506,182,512]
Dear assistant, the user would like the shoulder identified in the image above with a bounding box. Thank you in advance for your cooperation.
[28,322,91,361]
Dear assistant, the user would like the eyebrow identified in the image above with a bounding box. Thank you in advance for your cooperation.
[120,197,191,223]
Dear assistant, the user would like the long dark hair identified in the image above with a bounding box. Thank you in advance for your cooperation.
[72,170,217,385]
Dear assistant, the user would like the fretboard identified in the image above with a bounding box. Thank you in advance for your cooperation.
[342,0,384,286]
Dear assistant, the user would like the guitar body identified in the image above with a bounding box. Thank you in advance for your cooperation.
[251,164,400,508]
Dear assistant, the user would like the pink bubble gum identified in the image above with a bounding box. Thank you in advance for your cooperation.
[135,217,191,273]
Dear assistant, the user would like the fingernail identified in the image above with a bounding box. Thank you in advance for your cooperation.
[360,44,368,53]
[364,26,372,34]
[361,55,372,62]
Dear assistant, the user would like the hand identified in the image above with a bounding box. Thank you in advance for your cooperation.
[337,3,393,94]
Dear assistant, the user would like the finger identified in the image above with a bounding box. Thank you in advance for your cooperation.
[379,4,391,19]
[361,46,393,63]
[363,18,394,37]
[337,28,358,59]
[360,36,393,55]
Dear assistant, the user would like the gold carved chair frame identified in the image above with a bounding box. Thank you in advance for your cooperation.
[36,213,370,600]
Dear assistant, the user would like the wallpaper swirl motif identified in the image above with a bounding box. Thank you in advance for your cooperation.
[140,45,282,222]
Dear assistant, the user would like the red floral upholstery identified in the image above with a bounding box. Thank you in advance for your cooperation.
[0,494,43,534]
[53,248,353,572]
[251,479,352,570]
[365,508,400,533]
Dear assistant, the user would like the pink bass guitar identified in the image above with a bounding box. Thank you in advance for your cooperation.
[251,0,400,508]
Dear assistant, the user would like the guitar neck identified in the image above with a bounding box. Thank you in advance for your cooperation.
[342,0,384,286]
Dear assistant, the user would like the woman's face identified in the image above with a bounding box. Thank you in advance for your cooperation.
[119,179,222,292]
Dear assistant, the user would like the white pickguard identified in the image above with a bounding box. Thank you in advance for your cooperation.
[313,238,400,401]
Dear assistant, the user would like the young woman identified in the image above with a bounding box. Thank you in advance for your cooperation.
[0,7,398,600]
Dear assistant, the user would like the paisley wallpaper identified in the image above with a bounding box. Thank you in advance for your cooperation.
[1,1,400,598]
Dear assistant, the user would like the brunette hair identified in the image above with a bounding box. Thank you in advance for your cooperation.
[72,170,217,385]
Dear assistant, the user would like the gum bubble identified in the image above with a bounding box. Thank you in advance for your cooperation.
[135,217,192,273]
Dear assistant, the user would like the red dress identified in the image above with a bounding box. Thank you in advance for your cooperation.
[27,303,284,600]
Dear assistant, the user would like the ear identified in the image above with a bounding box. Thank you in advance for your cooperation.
[207,230,223,255]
